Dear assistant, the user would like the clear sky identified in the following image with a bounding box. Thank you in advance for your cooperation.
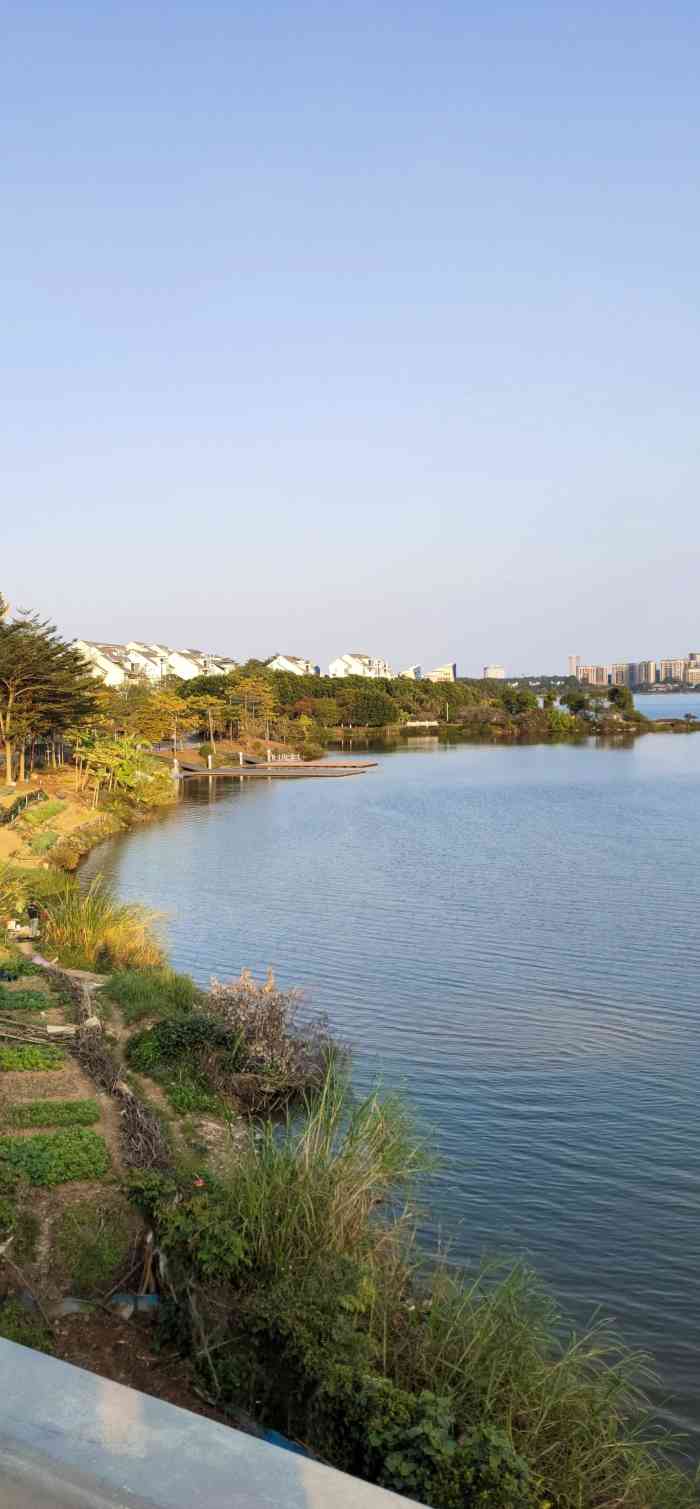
[3,1,699,674]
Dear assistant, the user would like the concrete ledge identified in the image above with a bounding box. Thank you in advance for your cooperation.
[0,1339,414,1508]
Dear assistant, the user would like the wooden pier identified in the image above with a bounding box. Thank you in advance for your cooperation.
[176,759,377,781]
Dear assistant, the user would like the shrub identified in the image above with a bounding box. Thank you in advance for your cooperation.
[5,1099,100,1128]
[107,966,200,1025]
[0,1129,110,1185]
[205,969,338,1104]
[40,877,163,970]
[55,1196,137,1296]
[0,862,29,921]
[0,1044,64,1071]
[0,986,50,1012]
[298,740,325,761]
[0,1299,53,1354]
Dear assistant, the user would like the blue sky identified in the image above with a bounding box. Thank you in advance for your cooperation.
[3,0,699,673]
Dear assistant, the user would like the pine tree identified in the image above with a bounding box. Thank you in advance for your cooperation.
[0,612,98,783]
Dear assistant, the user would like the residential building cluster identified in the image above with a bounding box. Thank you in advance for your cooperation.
[568,653,700,688]
[75,640,460,688]
[75,641,238,688]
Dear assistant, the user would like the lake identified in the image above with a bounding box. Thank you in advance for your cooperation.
[635,691,700,719]
[82,733,700,1450]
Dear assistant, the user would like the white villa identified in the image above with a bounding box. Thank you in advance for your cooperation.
[267,655,320,676]
[75,640,238,688]
[328,653,394,680]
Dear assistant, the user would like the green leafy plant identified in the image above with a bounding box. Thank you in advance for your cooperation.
[0,950,40,981]
[5,1099,100,1128]
[0,1044,65,1071]
[0,1129,110,1185]
[0,986,50,1012]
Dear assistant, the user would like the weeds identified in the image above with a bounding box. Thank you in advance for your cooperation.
[55,1196,138,1295]
[0,1299,54,1354]
[107,966,200,1024]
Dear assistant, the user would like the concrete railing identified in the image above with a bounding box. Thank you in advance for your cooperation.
[0,1339,415,1508]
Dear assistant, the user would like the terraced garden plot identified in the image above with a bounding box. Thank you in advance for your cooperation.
[0,1044,65,1071]
[0,986,51,1012]
[0,1128,110,1185]
[3,1099,101,1129]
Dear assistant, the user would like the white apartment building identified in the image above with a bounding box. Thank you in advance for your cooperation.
[482,664,505,681]
[329,653,394,679]
[399,665,422,680]
[567,655,581,677]
[636,660,657,685]
[426,663,457,683]
[268,655,320,676]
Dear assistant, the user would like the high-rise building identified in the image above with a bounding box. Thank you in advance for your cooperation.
[567,655,581,678]
[636,660,657,685]
[483,664,505,680]
[659,659,687,682]
[578,665,610,686]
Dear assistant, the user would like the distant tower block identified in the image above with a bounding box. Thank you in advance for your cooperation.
[567,655,581,678]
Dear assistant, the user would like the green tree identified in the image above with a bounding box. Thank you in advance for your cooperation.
[0,613,97,784]
[608,685,634,716]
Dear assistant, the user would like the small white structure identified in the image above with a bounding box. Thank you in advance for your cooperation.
[482,664,505,681]
[268,655,320,677]
[426,663,457,683]
[399,665,422,680]
[329,653,394,680]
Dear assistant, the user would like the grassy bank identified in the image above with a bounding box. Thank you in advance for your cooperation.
[129,1068,698,1509]
[0,931,697,1506]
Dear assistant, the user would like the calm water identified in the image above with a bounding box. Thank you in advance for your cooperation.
[82,735,700,1448]
[635,691,700,719]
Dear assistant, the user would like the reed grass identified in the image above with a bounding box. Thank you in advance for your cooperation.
[41,877,163,970]
[202,1071,698,1508]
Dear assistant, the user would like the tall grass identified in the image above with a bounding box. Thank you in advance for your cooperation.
[226,1069,429,1271]
[185,1072,698,1509]
[41,877,163,970]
